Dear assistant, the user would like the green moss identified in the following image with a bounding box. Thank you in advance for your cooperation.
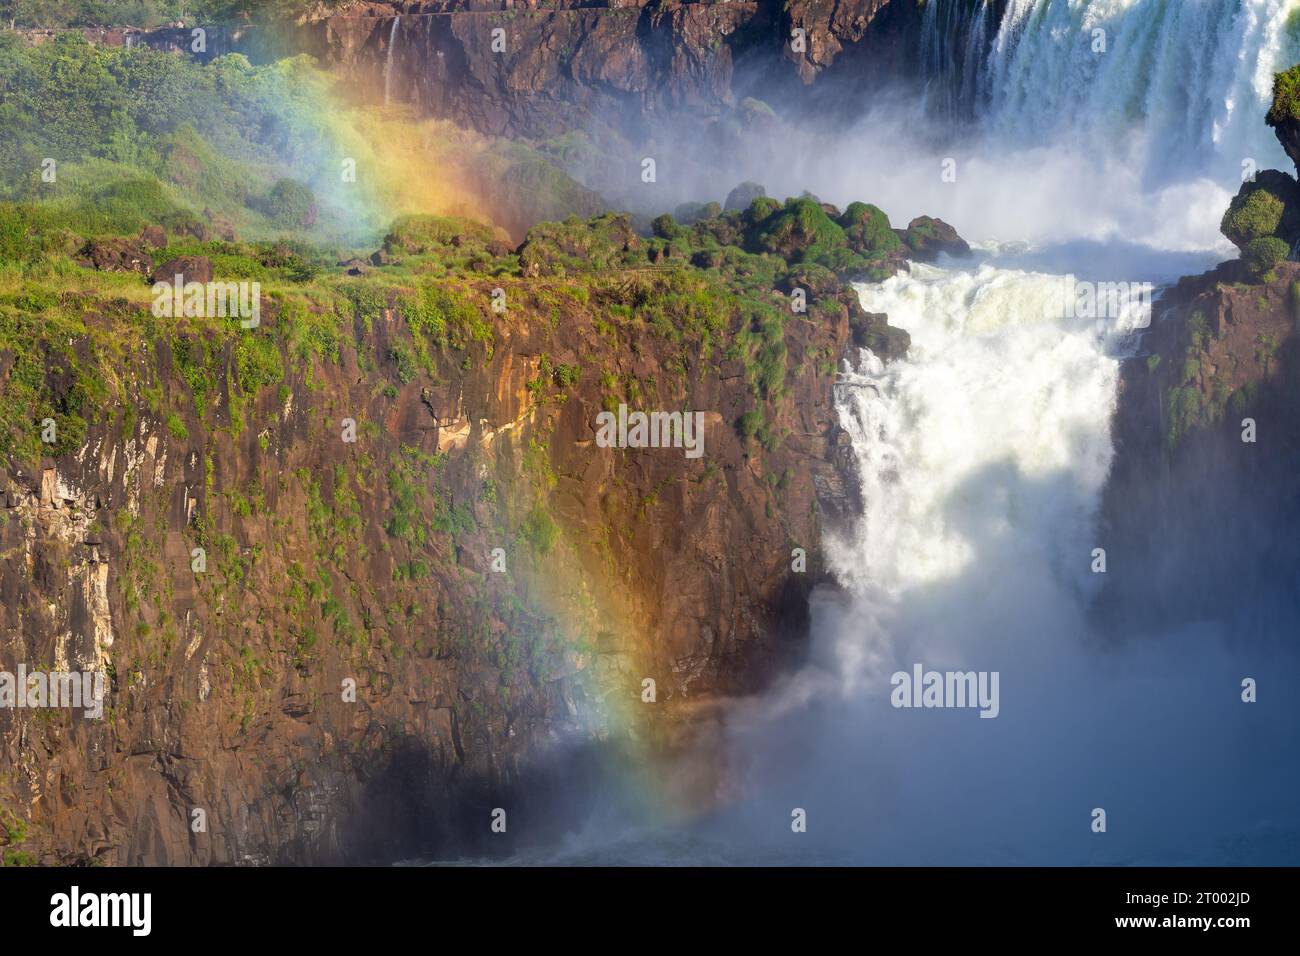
[1243,235,1291,275]
[520,503,559,556]
[749,197,848,264]
[1166,386,1202,450]
[1222,189,1286,247]
[383,214,499,257]
[165,412,189,441]
[744,196,782,224]
[1268,64,1300,128]
[839,202,902,256]
[738,408,764,441]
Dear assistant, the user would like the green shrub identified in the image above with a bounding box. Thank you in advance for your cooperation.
[738,409,764,441]
[262,179,317,229]
[749,197,847,264]
[1243,236,1290,274]
[1267,63,1300,128]
[165,412,189,441]
[839,202,902,256]
[1222,189,1285,248]
[521,504,559,555]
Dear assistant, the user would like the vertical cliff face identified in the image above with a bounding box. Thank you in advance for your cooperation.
[1099,84,1300,634]
[128,1,927,140]
[0,206,892,863]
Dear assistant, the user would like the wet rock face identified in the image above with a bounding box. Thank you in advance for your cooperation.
[181,0,923,140]
[898,216,972,262]
[1101,76,1300,631]
[1098,257,1300,633]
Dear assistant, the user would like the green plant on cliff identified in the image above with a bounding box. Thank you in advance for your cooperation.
[839,202,903,257]
[1221,189,1286,247]
[261,178,317,229]
[1243,236,1291,278]
[1166,386,1203,450]
[0,809,34,867]
[749,197,848,266]
[520,503,559,556]
[1267,63,1300,128]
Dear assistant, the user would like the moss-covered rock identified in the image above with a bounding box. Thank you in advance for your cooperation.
[382,214,505,258]
[746,197,848,265]
[839,202,903,257]
[743,196,782,225]
[1222,186,1285,247]
[672,201,723,225]
[781,263,840,297]
[261,178,317,229]
[1220,170,1300,251]
[900,216,971,261]
[516,212,639,276]
[1267,63,1300,176]
[1243,235,1291,276]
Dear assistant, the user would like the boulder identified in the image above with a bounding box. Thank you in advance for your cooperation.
[1220,169,1300,252]
[901,216,971,261]
[78,238,153,276]
[152,256,213,286]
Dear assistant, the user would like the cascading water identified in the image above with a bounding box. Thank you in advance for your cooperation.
[384,16,401,107]
[435,0,1300,865]
[826,263,1122,682]
[920,0,994,120]
[923,0,1300,181]
[711,0,1300,864]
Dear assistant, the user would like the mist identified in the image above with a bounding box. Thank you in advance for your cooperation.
[428,0,1300,866]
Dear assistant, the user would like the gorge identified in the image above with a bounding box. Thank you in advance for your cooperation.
[2,0,1300,867]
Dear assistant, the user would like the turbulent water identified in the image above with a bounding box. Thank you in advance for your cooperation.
[977,0,1297,186]
[749,0,1300,865]
[436,0,1300,865]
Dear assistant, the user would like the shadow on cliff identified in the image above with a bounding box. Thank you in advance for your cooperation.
[323,733,645,865]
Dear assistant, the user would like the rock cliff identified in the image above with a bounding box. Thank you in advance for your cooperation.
[1098,70,1300,633]
[0,197,932,864]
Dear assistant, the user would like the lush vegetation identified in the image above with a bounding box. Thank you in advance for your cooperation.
[0,33,369,242]
[1267,62,1300,128]
[0,1,346,28]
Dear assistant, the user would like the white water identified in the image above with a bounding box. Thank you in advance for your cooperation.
[979,0,1299,185]
[822,264,1123,692]
[663,0,1300,260]
[383,16,401,106]
[437,0,1300,865]
[712,0,1300,864]
[701,254,1299,864]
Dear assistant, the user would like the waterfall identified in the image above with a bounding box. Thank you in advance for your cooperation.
[920,0,996,120]
[920,0,1300,180]
[708,2,1300,864]
[824,263,1121,690]
[384,16,401,106]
